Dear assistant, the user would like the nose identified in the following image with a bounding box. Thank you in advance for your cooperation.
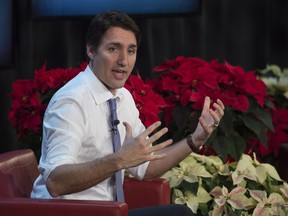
[117,50,128,67]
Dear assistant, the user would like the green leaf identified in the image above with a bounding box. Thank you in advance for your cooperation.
[212,135,229,160]
[264,97,275,109]
[212,134,246,161]
[241,114,268,146]
[172,106,193,131]
[197,202,210,216]
[253,106,274,130]
[228,135,246,160]
[218,108,236,133]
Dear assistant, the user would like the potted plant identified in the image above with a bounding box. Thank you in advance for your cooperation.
[8,57,288,214]
[149,56,275,162]
[162,152,288,215]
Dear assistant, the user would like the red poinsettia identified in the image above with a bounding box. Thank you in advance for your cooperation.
[151,56,274,161]
[124,73,167,127]
[154,56,269,112]
[8,63,86,148]
[8,62,166,154]
[8,57,288,164]
[246,107,288,160]
[267,107,288,156]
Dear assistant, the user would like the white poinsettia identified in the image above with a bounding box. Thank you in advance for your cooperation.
[232,153,282,186]
[210,185,252,215]
[252,153,282,183]
[280,182,288,199]
[258,64,288,99]
[232,154,257,184]
[162,154,211,187]
[249,190,287,216]
[173,185,212,214]
[191,152,230,175]
[162,152,288,215]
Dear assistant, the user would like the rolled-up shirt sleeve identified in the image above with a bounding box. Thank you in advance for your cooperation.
[39,92,85,181]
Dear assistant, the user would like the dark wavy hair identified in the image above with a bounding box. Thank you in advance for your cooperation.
[85,10,141,52]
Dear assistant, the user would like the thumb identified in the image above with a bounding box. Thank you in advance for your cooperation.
[123,121,132,138]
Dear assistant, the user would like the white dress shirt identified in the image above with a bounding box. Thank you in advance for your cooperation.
[31,66,149,201]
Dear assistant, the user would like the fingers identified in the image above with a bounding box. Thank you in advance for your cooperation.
[209,108,221,126]
[216,98,225,111]
[197,97,225,135]
[124,121,167,146]
[134,121,172,154]
[147,138,173,154]
[213,99,225,116]
[144,127,168,145]
[143,139,173,161]
[210,99,225,125]
[124,120,171,151]
[120,121,172,167]
[123,122,132,138]
[139,121,162,141]
[203,96,211,112]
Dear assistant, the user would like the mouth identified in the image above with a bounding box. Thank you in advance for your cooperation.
[112,69,126,79]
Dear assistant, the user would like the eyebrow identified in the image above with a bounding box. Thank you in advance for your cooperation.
[108,42,137,49]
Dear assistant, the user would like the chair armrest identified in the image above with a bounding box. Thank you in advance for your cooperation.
[0,197,128,216]
[123,177,170,209]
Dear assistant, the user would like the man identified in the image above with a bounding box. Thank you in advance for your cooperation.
[31,10,225,216]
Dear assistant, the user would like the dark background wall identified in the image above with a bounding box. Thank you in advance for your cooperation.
[1,0,288,153]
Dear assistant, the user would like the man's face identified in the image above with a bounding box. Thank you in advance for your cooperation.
[88,27,137,94]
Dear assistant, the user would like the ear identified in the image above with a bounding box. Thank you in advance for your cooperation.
[86,45,94,59]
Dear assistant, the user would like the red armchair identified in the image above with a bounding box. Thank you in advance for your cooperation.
[0,149,170,216]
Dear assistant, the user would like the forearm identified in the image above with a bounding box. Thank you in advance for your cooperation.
[143,138,193,180]
[46,153,120,197]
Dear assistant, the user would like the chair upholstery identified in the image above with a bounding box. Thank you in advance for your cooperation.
[123,177,170,209]
[0,149,38,198]
[0,149,170,216]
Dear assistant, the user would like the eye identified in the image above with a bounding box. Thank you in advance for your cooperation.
[128,48,136,55]
[108,47,118,52]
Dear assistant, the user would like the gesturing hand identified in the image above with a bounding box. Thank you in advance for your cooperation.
[192,96,225,147]
[117,121,173,169]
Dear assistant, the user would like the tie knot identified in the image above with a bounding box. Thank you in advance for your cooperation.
[109,98,117,111]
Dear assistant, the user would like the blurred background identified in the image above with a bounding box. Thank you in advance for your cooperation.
[1,0,288,153]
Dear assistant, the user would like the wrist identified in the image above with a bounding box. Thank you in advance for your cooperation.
[186,134,203,152]
[114,153,125,170]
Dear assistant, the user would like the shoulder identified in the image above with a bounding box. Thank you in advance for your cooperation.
[48,73,90,107]
[118,87,136,105]
[119,87,133,99]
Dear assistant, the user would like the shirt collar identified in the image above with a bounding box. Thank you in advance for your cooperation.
[83,65,124,104]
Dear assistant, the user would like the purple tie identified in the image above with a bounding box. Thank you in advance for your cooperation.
[108,98,125,202]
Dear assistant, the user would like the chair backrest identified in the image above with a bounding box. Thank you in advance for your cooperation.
[0,149,39,198]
